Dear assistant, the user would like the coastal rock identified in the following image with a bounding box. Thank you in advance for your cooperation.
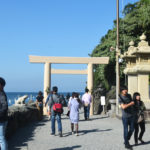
[6,104,39,139]
[15,95,28,105]
[27,99,34,104]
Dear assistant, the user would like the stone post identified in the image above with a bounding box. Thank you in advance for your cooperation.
[128,75,138,96]
[138,74,150,102]
[43,62,51,114]
[87,63,93,116]
[109,99,116,117]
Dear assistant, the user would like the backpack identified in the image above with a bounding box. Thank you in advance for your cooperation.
[51,95,63,114]
[53,103,63,114]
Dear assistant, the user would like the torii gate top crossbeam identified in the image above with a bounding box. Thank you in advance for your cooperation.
[29,56,109,64]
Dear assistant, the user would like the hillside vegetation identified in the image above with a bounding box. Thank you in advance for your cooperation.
[91,0,150,92]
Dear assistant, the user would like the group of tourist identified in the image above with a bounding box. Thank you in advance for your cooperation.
[0,76,148,150]
[42,85,147,148]
[119,86,146,149]
[0,77,92,149]
[35,85,147,149]
[44,86,92,137]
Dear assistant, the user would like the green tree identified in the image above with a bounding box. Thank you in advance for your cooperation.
[91,0,150,91]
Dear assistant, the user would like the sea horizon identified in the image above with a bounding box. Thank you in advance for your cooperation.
[6,91,84,93]
[6,91,84,106]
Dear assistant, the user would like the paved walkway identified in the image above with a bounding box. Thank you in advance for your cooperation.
[8,108,150,150]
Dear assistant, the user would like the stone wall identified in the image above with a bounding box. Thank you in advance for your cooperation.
[6,103,39,139]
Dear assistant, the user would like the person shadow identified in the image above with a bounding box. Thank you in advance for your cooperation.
[79,128,112,135]
[133,140,150,147]
[8,117,49,150]
[79,116,109,122]
[50,145,81,150]
[62,128,112,137]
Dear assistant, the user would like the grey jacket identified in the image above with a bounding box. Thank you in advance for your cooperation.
[0,91,8,122]
[49,94,62,115]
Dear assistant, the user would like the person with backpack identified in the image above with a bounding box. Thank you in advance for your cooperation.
[0,77,8,150]
[133,92,146,145]
[119,86,135,149]
[48,86,63,137]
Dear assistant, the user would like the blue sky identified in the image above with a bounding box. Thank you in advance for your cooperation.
[0,0,138,92]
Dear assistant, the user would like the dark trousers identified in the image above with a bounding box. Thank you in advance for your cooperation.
[84,105,90,119]
[134,121,145,143]
[122,116,135,145]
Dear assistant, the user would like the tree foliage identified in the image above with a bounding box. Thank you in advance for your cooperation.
[91,0,150,91]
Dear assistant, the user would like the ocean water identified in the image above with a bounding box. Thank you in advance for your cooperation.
[6,92,84,106]
[6,92,38,106]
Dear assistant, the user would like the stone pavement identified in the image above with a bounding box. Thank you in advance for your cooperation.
[8,108,150,150]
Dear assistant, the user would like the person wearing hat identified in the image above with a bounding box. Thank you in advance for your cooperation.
[0,77,8,150]
[119,86,135,149]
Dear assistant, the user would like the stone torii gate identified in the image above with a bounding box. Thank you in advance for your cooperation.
[29,56,109,115]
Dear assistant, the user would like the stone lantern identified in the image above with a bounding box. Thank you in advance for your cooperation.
[122,40,137,95]
[131,34,150,109]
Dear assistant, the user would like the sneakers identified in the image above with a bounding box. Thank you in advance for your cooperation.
[138,138,145,144]
[59,132,63,137]
[72,132,78,136]
[75,133,79,136]
[51,133,55,136]
[125,144,132,149]
[124,142,132,149]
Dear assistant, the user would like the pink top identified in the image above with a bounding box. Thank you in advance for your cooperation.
[82,93,92,105]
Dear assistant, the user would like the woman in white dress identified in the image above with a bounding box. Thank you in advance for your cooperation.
[69,92,82,136]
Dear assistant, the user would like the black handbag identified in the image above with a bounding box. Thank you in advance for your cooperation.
[66,110,70,117]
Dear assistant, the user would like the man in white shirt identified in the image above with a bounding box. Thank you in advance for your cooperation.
[82,88,92,120]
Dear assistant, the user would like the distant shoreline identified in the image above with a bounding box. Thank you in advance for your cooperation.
[6,91,84,93]
[6,91,84,106]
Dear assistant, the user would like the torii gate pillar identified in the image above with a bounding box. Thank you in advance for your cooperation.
[87,63,93,115]
[44,62,51,101]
